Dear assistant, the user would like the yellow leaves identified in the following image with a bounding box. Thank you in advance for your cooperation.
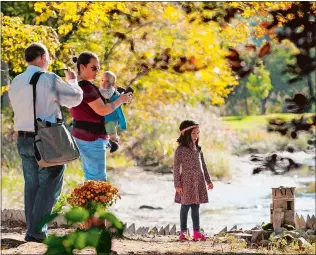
[2,15,60,73]
[58,24,73,35]
[34,2,46,13]
[242,8,256,18]
[1,86,10,96]
[162,5,181,22]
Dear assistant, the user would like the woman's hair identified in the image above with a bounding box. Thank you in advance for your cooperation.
[177,120,201,151]
[25,42,47,62]
[72,51,98,74]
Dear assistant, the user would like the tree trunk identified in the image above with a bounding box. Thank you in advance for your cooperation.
[1,61,10,107]
[261,98,267,115]
[243,85,249,116]
[260,90,272,115]
[244,98,249,115]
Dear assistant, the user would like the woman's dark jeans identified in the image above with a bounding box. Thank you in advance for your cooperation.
[180,204,200,231]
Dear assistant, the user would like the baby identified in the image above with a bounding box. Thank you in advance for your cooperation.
[99,71,133,153]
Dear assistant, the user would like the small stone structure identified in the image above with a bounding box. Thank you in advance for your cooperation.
[270,186,295,231]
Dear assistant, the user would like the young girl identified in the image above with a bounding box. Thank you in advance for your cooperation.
[173,120,214,241]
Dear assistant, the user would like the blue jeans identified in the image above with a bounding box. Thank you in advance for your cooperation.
[17,136,64,240]
[75,138,109,181]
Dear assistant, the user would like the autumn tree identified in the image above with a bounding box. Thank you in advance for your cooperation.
[2,2,239,110]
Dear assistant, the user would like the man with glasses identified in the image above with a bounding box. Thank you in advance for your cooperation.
[8,42,83,242]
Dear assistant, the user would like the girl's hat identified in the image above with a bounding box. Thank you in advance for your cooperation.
[180,124,199,135]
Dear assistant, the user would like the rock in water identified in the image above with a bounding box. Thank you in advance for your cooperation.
[139,205,163,210]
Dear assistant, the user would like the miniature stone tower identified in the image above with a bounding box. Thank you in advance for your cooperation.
[270,186,295,229]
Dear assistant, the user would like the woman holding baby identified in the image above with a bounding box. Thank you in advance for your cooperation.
[70,52,132,181]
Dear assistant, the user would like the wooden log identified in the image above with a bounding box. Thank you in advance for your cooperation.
[229,225,237,232]
[230,233,252,241]
[219,226,227,234]
[295,213,300,229]
[170,224,176,235]
[311,215,316,230]
[127,223,135,234]
[142,227,149,235]
[306,215,312,229]
[299,215,306,230]
[164,224,170,235]
[136,226,143,235]
[150,227,158,235]
[158,226,165,235]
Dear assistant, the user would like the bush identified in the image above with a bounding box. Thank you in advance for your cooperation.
[203,151,233,180]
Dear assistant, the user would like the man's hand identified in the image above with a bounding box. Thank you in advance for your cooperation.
[176,187,183,195]
[207,183,214,190]
[119,92,132,104]
[65,69,77,81]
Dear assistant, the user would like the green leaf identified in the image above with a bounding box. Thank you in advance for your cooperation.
[96,230,112,254]
[45,246,68,255]
[36,212,59,232]
[97,212,123,230]
[86,228,101,247]
[65,207,89,224]
[74,232,87,250]
[44,235,64,247]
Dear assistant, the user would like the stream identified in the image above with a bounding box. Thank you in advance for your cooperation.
[110,150,315,235]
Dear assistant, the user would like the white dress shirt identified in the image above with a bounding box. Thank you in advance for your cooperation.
[9,65,83,132]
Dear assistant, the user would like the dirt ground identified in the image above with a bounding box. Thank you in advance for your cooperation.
[0,226,301,255]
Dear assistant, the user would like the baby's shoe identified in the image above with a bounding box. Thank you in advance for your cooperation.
[193,230,207,241]
[179,229,190,241]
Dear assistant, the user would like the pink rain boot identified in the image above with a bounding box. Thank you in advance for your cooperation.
[193,230,207,241]
[179,229,190,241]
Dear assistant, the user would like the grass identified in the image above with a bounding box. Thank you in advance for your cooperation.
[107,154,135,170]
[222,113,315,131]
[297,181,316,196]
[203,151,233,181]
[1,155,129,209]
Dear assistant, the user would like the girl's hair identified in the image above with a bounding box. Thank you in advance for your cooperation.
[177,120,201,151]
[72,51,98,74]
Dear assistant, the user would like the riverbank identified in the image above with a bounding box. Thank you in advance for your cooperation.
[1,227,315,254]
[2,151,315,235]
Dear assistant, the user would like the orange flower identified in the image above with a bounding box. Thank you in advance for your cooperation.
[68,180,120,210]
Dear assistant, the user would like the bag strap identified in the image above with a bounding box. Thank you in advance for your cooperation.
[78,80,106,126]
[30,71,45,134]
[30,72,67,134]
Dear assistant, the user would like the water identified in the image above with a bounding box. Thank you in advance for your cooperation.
[110,151,315,235]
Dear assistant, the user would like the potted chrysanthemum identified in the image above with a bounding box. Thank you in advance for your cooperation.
[68,180,121,229]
